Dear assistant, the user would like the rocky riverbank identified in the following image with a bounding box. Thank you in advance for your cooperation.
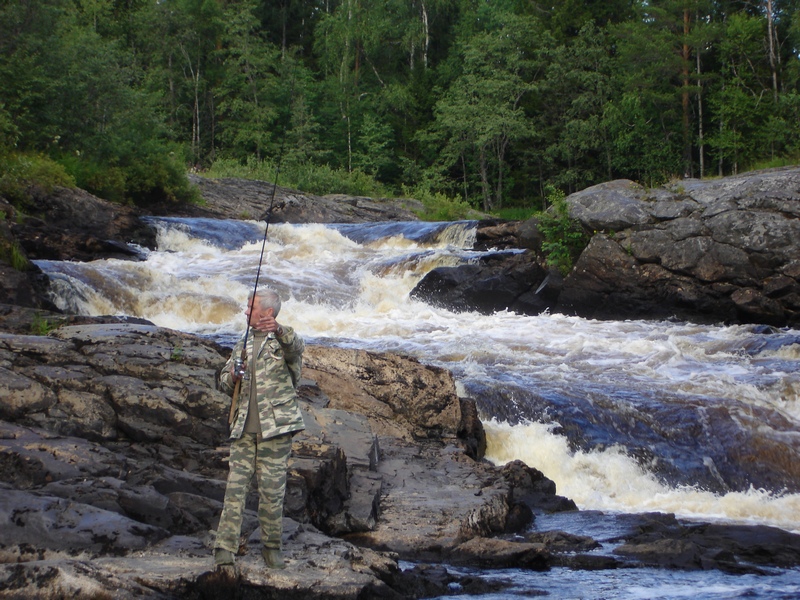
[412,166,800,327]
[3,323,800,599]
[2,172,800,598]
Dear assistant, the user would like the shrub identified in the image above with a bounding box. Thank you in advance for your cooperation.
[58,151,200,207]
[405,186,475,221]
[493,206,538,221]
[30,313,57,336]
[0,152,76,205]
[205,157,388,197]
[536,185,588,275]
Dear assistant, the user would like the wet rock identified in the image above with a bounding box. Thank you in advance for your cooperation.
[387,563,516,599]
[612,512,800,575]
[411,251,556,317]
[474,219,521,250]
[501,460,578,514]
[3,320,797,598]
[10,185,154,262]
[458,398,487,461]
[449,537,551,570]
[524,530,600,553]
[410,167,800,327]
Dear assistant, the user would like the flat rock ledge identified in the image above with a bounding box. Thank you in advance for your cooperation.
[1,320,799,599]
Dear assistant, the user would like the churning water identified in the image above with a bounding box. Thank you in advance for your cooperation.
[36,217,800,598]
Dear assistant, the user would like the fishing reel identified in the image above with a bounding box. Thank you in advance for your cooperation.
[233,358,247,379]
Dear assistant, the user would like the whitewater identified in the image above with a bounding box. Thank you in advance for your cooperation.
[36,217,800,597]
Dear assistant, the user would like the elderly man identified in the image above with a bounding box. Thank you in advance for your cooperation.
[214,287,305,569]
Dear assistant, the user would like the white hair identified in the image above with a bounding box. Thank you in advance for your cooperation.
[249,286,281,316]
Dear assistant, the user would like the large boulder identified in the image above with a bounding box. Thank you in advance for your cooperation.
[410,251,559,317]
[558,167,800,325]
[10,186,154,262]
[411,168,800,326]
[0,322,564,597]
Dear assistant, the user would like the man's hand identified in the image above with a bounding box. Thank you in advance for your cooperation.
[255,314,281,335]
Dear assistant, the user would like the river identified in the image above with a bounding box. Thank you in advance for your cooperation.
[35,217,800,598]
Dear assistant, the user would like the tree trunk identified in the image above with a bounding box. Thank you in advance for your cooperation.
[461,152,469,204]
[697,49,704,179]
[421,0,429,69]
[479,146,491,211]
[766,0,778,102]
[494,135,509,209]
[181,45,202,165]
[681,7,691,178]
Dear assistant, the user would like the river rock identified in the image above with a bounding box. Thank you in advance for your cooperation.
[184,174,423,224]
[0,321,575,598]
[410,167,800,327]
[2,319,800,597]
[410,251,558,316]
[10,186,154,262]
[558,168,800,325]
[612,512,800,574]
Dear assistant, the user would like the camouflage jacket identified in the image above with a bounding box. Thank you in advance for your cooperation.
[219,326,305,440]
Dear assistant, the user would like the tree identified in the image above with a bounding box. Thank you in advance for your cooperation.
[215,0,281,161]
[707,12,773,173]
[428,9,544,210]
[535,23,616,194]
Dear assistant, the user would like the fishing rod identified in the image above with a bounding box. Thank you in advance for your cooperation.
[228,79,295,426]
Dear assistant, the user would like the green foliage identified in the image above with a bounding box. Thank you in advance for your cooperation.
[0,104,19,152]
[493,206,538,221]
[287,163,388,198]
[8,241,29,271]
[536,185,588,275]
[57,150,200,207]
[406,186,475,221]
[0,152,76,205]
[205,157,389,198]
[30,313,56,336]
[0,239,31,271]
[3,0,800,206]
[426,9,545,211]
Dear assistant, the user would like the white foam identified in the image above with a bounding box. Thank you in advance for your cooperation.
[35,221,800,535]
[483,418,800,533]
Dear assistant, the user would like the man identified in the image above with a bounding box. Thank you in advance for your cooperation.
[214,287,305,570]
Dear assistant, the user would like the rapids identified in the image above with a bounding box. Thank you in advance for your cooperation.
[35,218,800,537]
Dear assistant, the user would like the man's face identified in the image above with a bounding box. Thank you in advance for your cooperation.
[245,296,273,327]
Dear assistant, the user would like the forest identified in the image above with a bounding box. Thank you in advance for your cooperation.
[1,0,799,214]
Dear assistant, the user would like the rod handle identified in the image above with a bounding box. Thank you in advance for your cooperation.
[228,379,241,426]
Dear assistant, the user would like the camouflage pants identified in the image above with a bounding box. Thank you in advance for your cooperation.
[215,432,292,553]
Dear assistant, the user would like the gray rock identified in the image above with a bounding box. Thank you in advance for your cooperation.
[0,489,169,557]
[186,174,423,224]
[566,179,655,230]
[557,167,800,325]
[4,320,797,597]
